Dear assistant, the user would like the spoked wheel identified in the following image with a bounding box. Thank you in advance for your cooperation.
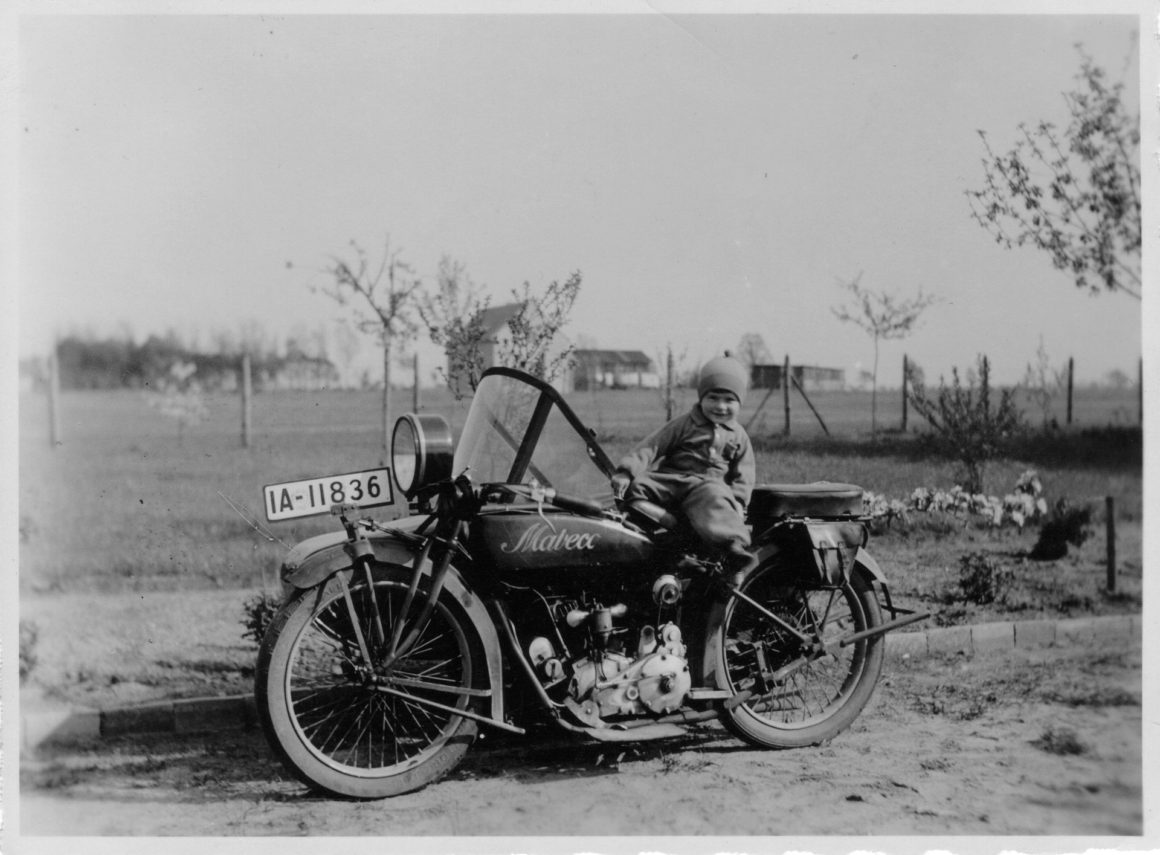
[256,562,484,798]
[716,561,884,748]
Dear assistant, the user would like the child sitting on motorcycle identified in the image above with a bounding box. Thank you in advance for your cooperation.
[611,354,758,575]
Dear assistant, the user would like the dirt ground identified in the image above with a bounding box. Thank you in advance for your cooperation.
[17,630,1144,840]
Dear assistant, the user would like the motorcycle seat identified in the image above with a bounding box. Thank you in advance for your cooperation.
[747,482,864,521]
[626,499,681,532]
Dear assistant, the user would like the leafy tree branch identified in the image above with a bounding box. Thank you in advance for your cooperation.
[966,47,1141,299]
[419,255,492,400]
[498,272,582,384]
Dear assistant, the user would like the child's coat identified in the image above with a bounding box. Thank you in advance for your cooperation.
[616,403,755,548]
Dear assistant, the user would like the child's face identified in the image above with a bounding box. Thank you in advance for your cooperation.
[700,389,740,425]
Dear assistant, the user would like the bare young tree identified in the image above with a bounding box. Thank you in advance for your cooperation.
[419,255,492,400]
[330,319,362,389]
[908,355,1024,494]
[1022,336,1068,428]
[832,273,938,434]
[313,237,423,451]
[146,359,208,446]
[497,272,582,384]
[735,332,772,369]
[966,47,1141,299]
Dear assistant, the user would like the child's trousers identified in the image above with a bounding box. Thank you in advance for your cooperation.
[625,471,751,548]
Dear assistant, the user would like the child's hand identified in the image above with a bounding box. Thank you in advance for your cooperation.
[611,472,631,500]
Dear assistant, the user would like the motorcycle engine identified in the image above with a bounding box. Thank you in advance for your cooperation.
[566,622,691,718]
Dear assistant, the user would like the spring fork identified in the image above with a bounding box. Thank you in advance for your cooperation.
[336,507,387,652]
[383,519,465,669]
[336,571,373,668]
[386,534,435,657]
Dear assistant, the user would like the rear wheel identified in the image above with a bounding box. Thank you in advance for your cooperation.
[256,562,483,798]
[716,562,884,748]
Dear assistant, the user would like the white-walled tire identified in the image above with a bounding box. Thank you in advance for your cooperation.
[256,563,483,799]
[716,564,884,749]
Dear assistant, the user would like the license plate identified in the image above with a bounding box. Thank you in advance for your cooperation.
[263,468,395,521]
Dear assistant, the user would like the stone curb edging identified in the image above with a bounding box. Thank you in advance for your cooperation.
[21,694,261,750]
[20,613,1142,750]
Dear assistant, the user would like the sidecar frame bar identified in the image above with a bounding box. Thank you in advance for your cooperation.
[373,686,526,735]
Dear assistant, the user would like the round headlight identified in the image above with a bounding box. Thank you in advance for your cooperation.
[391,413,453,497]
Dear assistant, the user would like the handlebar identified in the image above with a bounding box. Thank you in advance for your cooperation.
[544,489,606,517]
[500,484,607,518]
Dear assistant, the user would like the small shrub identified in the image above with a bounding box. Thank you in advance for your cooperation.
[907,355,1024,494]
[958,552,1014,605]
[1030,499,1093,560]
[241,592,281,644]
[1032,725,1087,756]
[20,620,39,683]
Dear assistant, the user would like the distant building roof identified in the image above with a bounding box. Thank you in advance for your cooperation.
[478,302,523,334]
[573,349,653,366]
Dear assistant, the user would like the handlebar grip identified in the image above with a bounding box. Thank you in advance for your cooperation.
[548,490,606,517]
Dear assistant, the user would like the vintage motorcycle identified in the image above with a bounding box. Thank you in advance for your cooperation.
[255,366,927,799]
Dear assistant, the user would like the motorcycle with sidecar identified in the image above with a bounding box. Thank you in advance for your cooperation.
[255,366,927,798]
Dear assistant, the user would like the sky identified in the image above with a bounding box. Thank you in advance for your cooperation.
[9,5,1154,387]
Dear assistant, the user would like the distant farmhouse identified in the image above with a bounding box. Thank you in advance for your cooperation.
[190,353,339,392]
[444,302,524,393]
[475,303,524,375]
[571,350,658,391]
[444,304,660,394]
[750,363,845,392]
[263,355,341,391]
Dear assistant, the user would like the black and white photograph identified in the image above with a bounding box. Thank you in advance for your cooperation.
[4,2,1155,853]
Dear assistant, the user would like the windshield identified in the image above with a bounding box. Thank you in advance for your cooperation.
[454,369,615,501]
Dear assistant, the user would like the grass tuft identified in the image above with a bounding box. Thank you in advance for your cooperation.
[241,592,282,644]
[20,620,39,683]
[1032,726,1087,756]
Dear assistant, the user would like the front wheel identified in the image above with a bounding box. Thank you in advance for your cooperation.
[715,562,884,749]
[256,562,484,798]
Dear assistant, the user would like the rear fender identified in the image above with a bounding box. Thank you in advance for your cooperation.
[853,546,888,586]
[279,522,508,728]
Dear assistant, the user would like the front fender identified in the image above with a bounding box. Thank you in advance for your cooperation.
[282,514,430,589]
[278,517,508,729]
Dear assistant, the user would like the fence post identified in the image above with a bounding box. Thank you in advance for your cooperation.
[1066,357,1074,425]
[901,354,908,432]
[412,352,421,412]
[1105,496,1116,593]
[240,352,252,448]
[783,354,791,436]
[665,348,675,421]
[48,341,61,448]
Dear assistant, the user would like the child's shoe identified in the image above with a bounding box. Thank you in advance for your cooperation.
[725,541,758,585]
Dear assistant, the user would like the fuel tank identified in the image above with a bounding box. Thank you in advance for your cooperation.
[469,507,657,581]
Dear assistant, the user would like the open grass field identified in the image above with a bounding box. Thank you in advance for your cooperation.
[18,385,1142,628]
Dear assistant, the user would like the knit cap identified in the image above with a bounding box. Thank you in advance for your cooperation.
[697,355,748,404]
